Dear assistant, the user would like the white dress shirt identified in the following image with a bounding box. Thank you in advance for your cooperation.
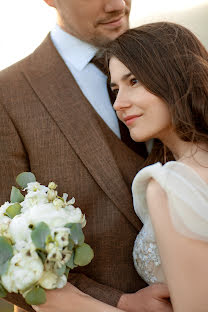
[50,25,121,138]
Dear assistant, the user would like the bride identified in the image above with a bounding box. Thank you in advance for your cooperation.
[33,21,208,312]
[107,21,208,311]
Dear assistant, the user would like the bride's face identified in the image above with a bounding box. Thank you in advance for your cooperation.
[109,57,172,142]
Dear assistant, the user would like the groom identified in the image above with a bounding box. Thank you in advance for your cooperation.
[0,0,171,311]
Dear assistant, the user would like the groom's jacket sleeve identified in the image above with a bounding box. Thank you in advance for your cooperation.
[0,97,124,311]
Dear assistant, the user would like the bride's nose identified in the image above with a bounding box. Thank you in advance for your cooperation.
[113,92,131,112]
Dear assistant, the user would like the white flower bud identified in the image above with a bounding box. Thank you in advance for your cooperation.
[48,182,57,190]
[53,198,64,210]
[55,230,69,248]
[47,189,57,202]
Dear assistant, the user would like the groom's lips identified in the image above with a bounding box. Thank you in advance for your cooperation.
[98,13,126,29]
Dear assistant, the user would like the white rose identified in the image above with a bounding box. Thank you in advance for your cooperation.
[39,272,67,289]
[64,206,85,224]
[39,271,58,289]
[23,202,81,229]
[57,275,67,289]
[1,251,43,293]
[14,240,36,254]
[21,193,48,213]
[9,215,31,243]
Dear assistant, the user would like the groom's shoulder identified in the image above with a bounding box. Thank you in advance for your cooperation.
[0,46,38,87]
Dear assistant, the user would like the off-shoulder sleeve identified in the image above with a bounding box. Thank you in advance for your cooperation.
[158,162,208,241]
[132,162,163,224]
[132,161,208,241]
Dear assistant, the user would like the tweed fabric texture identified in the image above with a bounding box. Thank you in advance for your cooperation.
[0,36,146,311]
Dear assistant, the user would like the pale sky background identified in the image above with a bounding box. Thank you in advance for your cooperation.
[0,0,207,70]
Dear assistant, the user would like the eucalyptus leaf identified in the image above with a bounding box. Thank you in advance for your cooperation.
[0,283,7,298]
[74,243,94,266]
[10,186,24,203]
[31,222,50,250]
[66,251,77,270]
[16,172,36,189]
[0,260,10,276]
[5,203,22,219]
[68,237,75,251]
[25,286,46,305]
[0,237,13,269]
[37,250,47,264]
[55,264,66,277]
[65,223,85,246]
[65,267,70,279]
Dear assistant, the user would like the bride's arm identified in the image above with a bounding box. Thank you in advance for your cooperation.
[32,283,124,312]
[146,179,208,312]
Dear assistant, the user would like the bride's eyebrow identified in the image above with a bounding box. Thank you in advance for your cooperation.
[110,72,132,88]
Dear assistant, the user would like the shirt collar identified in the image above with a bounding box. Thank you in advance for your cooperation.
[50,24,98,71]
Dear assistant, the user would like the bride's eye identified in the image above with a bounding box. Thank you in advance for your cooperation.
[111,88,119,96]
[130,77,139,86]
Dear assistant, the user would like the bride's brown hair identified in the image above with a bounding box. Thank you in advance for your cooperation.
[105,22,208,164]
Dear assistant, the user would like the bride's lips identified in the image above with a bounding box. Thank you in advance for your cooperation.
[123,115,142,126]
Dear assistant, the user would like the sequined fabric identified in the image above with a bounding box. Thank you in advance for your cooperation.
[133,218,165,284]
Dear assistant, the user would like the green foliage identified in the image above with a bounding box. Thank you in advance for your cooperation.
[66,251,77,270]
[0,237,13,276]
[68,237,75,251]
[37,250,47,264]
[55,265,66,277]
[31,222,50,250]
[5,203,22,219]
[64,267,70,279]
[0,283,7,298]
[16,172,36,189]
[25,286,46,305]
[0,261,10,277]
[65,223,85,246]
[10,186,24,204]
[74,243,94,267]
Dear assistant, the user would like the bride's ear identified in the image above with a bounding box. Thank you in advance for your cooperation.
[43,0,56,8]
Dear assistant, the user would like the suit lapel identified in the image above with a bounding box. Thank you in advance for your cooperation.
[22,36,142,230]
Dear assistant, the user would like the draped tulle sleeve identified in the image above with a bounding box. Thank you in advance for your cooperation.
[132,161,208,242]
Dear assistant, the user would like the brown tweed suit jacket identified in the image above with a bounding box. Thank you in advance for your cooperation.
[0,35,146,311]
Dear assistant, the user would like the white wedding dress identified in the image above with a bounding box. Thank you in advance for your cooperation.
[132,161,208,285]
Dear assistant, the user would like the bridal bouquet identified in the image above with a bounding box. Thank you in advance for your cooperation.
[0,173,94,306]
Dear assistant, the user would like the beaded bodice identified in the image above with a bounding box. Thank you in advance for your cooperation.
[133,217,165,284]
